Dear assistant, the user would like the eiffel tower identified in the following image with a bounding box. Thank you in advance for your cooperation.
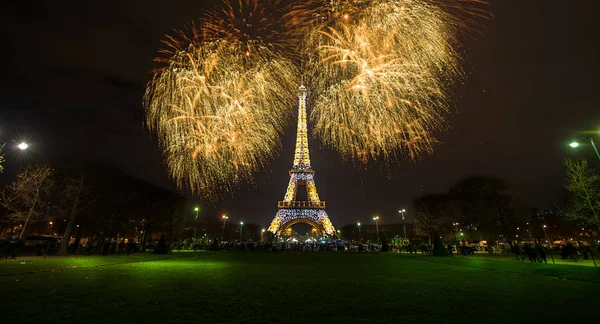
[268,85,336,237]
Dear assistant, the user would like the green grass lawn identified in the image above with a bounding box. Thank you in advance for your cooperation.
[1,252,598,323]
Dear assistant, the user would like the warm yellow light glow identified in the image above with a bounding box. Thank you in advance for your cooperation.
[145,0,298,199]
[287,0,489,163]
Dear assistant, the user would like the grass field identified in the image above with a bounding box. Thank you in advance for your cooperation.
[1,252,598,323]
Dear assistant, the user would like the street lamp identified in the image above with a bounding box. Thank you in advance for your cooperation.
[337,229,341,240]
[570,135,600,161]
[193,207,200,242]
[221,214,228,240]
[399,209,408,244]
[239,221,244,242]
[373,216,380,242]
[261,229,265,242]
[0,141,29,154]
[357,222,361,242]
[542,225,549,245]
[0,140,29,174]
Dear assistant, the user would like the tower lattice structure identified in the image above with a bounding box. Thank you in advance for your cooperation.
[268,86,336,237]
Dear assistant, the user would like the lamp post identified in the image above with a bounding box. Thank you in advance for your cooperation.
[373,216,380,242]
[337,229,341,240]
[239,221,244,242]
[542,225,549,245]
[193,207,200,242]
[221,215,228,240]
[570,136,600,161]
[399,209,407,244]
[0,141,28,154]
[357,222,361,242]
[261,229,265,242]
[0,141,28,173]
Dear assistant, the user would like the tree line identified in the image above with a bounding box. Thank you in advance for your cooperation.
[411,159,599,249]
[0,162,192,255]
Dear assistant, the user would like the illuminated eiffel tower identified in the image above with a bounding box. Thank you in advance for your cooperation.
[268,85,336,237]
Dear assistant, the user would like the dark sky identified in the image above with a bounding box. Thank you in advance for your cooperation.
[1,0,598,228]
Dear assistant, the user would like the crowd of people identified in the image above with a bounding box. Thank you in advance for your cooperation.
[2,232,598,264]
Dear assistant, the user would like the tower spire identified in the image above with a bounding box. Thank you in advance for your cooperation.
[293,85,311,169]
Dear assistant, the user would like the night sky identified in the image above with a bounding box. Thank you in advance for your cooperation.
[1,0,598,228]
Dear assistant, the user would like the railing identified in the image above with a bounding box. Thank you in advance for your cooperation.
[278,201,326,209]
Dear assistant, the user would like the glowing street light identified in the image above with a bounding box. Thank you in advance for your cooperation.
[357,222,361,242]
[261,229,265,242]
[373,216,380,242]
[542,224,550,245]
[221,215,228,240]
[193,207,200,242]
[239,221,244,242]
[0,140,29,173]
[399,209,408,244]
[569,135,600,161]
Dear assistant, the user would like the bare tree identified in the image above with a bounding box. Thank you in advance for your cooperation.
[414,194,451,245]
[1,165,54,238]
[57,173,94,255]
[562,159,600,232]
[164,202,187,248]
[450,176,512,251]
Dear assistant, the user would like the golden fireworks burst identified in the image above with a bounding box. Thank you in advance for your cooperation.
[145,0,298,198]
[299,0,489,162]
[145,0,489,197]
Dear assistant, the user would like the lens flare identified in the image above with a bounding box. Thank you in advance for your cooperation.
[145,0,298,198]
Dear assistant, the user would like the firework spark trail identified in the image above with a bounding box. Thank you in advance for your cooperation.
[291,0,489,163]
[145,0,298,198]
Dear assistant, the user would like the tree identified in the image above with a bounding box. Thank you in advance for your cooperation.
[414,194,451,245]
[562,159,600,232]
[163,202,187,248]
[56,172,94,255]
[1,165,54,238]
[450,176,512,251]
